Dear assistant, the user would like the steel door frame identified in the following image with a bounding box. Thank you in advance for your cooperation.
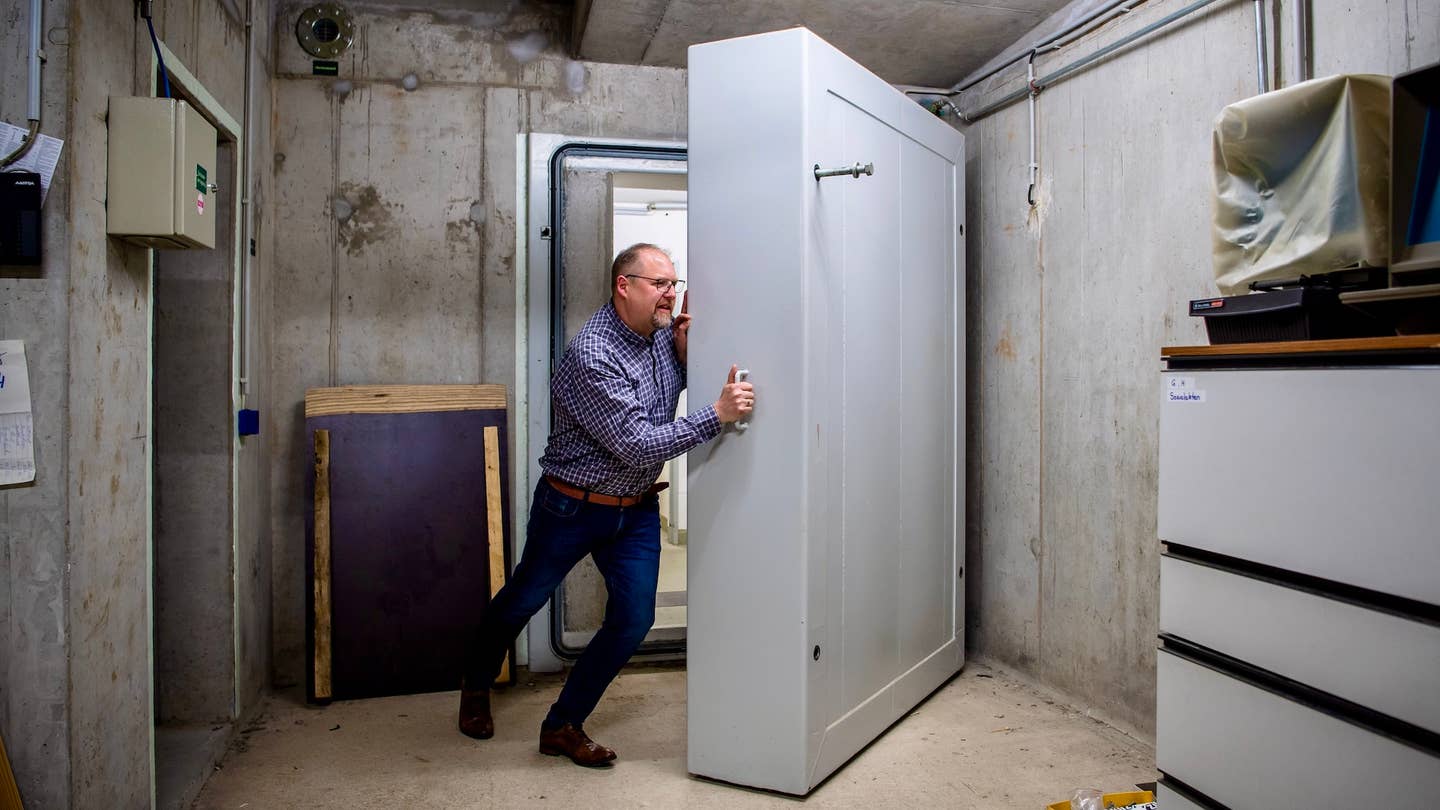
[518,133,687,672]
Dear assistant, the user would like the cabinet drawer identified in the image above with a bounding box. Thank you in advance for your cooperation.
[1155,783,1209,810]
[1161,554,1440,734]
[1158,368,1440,606]
[1157,650,1440,809]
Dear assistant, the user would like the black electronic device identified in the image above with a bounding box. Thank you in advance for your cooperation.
[0,170,42,266]
[1190,273,1393,344]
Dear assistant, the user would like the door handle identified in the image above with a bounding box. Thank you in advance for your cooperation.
[814,162,874,180]
[735,368,751,432]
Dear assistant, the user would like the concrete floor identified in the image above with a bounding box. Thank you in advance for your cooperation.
[194,662,1155,808]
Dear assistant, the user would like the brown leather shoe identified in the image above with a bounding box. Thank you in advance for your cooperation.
[539,723,616,767]
[458,688,493,739]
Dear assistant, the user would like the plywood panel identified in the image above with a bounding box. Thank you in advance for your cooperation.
[312,430,333,700]
[304,391,512,701]
[483,425,510,682]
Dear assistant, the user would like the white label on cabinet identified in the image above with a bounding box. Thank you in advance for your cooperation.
[1166,376,1207,403]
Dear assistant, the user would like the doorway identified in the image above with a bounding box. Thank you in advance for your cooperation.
[520,135,689,671]
[147,87,241,809]
[151,135,237,808]
[610,173,690,635]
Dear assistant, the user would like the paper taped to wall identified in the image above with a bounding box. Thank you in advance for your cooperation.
[0,340,36,485]
[0,121,64,206]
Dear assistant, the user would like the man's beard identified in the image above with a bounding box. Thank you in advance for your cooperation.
[651,310,674,330]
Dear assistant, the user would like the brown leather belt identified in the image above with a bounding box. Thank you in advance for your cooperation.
[544,476,668,508]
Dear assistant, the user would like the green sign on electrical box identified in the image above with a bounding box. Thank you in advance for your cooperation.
[196,164,208,194]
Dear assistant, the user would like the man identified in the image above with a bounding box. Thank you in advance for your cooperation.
[459,242,754,766]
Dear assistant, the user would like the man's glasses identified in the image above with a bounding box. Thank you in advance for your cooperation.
[624,274,687,294]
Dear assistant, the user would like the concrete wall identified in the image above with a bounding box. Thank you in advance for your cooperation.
[956,0,1440,736]
[1,0,73,804]
[238,1,278,729]
[0,0,276,804]
[268,1,687,687]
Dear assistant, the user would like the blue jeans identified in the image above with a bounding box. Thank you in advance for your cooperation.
[464,478,661,729]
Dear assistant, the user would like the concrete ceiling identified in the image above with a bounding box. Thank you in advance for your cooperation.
[571,0,1075,88]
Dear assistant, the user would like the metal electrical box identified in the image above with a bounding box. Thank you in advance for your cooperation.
[106,97,217,249]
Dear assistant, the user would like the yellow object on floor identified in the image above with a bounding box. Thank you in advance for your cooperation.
[1046,789,1155,810]
[0,729,23,810]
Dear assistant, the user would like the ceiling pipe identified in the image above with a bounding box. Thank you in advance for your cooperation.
[960,0,1225,123]
[904,0,1146,119]
[951,0,1143,95]
[1044,0,1145,51]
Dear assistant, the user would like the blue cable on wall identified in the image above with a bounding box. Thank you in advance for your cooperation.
[144,11,171,98]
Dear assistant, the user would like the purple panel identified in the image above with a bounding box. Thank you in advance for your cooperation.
[305,408,510,701]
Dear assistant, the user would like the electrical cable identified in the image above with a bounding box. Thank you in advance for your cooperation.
[0,121,39,169]
[142,4,171,98]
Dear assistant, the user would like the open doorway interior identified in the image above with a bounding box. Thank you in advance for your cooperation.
[151,135,237,809]
[551,154,689,656]
[611,176,689,633]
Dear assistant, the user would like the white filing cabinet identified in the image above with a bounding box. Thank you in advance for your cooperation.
[1157,339,1440,808]
[686,28,965,795]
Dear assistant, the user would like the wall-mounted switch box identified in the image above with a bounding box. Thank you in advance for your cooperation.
[237,408,260,436]
[106,97,217,249]
[0,171,42,265]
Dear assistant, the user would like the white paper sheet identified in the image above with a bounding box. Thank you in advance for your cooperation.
[0,340,36,485]
[0,121,64,206]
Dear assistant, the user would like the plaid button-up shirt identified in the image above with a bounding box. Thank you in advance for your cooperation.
[540,302,722,496]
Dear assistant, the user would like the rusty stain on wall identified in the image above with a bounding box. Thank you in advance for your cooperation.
[995,325,1017,361]
[445,219,475,251]
[335,183,398,255]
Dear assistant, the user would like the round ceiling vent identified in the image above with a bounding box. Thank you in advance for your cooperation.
[296,3,355,59]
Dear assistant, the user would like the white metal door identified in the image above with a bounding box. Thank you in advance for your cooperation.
[687,28,964,794]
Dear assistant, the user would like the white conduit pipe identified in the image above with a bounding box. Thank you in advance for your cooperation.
[952,0,1141,95]
[902,0,1148,119]
[0,0,44,167]
[955,0,1265,205]
[1253,0,1269,94]
[25,0,41,121]
[240,0,256,397]
[1027,55,1039,207]
[960,0,1228,123]
[1292,0,1310,83]
[1046,0,1146,51]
